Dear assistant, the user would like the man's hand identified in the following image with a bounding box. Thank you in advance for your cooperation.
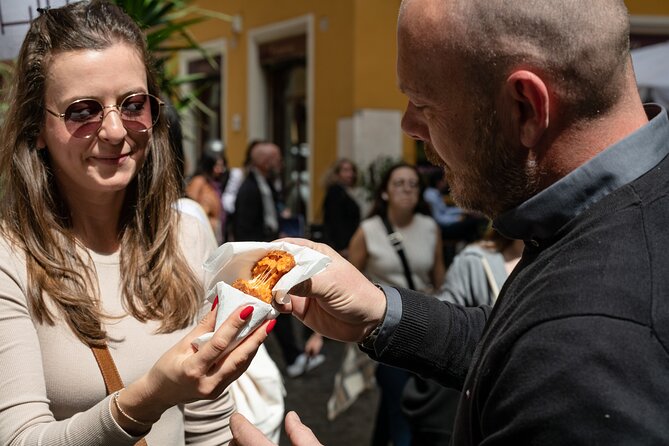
[277,238,387,343]
[230,411,323,446]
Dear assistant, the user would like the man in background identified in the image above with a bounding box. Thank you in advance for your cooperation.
[233,140,282,243]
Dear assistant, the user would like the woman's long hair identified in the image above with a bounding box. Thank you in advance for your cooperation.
[0,0,202,346]
[367,162,431,219]
[322,158,358,189]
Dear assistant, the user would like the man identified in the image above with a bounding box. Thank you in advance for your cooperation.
[233,140,283,242]
[232,0,669,444]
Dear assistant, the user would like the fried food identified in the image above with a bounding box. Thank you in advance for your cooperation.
[232,250,296,303]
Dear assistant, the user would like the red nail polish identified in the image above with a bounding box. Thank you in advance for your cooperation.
[240,306,254,320]
[211,295,219,311]
[266,319,277,334]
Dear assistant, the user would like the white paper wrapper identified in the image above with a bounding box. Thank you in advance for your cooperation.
[192,241,331,351]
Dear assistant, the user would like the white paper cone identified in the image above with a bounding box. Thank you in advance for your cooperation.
[192,241,330,351]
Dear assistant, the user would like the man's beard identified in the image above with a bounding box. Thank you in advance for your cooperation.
[433,107,542,219]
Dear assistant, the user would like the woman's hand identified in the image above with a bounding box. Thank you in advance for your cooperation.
[115,305,274,430]
[276,238,387,344]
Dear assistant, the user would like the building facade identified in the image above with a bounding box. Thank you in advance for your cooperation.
[181,0,669,225]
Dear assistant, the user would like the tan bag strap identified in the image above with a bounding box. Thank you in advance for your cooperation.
[480,256,501,303]
[91,345,125,394]
[90,345,148,446]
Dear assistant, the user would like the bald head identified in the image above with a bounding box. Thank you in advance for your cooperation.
[250,142,282,177]
[399,0,632,121]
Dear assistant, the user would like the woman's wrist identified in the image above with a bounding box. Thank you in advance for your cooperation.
[110,379,166,436]
[111,389,154,435]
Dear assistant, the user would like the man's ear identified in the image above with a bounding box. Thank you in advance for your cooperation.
[505,70,550,148]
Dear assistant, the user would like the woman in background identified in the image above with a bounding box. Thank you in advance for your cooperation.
[348,162,445,446]
[186,146,228,244]
[322,158,361,258]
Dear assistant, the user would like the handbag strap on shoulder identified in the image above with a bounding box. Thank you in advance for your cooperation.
[91,345,124,394]
[90,344,148,446]
[381,216,416,290]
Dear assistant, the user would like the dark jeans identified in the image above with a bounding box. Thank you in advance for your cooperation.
[372,364,412,446]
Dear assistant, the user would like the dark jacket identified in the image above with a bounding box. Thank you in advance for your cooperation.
[322,183,361,252]
[233,172,279,242]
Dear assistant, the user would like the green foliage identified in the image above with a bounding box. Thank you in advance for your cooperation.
[112,0,233,112]
[0,62,14,128]
[0,1,230,126]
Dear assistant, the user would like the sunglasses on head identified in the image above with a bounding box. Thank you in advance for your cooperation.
[45,93,164,139]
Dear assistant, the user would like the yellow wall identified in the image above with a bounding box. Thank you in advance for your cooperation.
[190,0,406,220]
[192,0,356,173]
[626,0,669,15]
[352,0,414,163]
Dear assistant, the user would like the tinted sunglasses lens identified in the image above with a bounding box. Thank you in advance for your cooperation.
[64,100,103,138]
[120,94,160,132]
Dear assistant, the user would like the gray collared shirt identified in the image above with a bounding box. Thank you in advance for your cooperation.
[373,104,669,352]
[495,104,669,242]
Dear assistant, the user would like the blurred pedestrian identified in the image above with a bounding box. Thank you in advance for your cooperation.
[233,141,282,242]
[348,162,445,446]
[322,158,361,258]
[423,169,487,265]
[186,142,228,243]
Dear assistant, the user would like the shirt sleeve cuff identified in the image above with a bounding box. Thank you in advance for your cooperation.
[371,284,402,355]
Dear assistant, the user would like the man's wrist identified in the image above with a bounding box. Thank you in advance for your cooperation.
[358,283,391,350]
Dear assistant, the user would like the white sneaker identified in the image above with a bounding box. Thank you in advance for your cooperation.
[286,353,326,378]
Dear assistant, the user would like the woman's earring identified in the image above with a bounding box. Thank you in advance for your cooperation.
[381,192,389,201]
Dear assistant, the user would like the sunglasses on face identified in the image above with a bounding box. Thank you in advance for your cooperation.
[45,93,164,139]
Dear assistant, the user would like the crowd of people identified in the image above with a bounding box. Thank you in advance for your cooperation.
[2,0,669,445]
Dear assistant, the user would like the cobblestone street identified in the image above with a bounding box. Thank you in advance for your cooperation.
[265,331,379,446]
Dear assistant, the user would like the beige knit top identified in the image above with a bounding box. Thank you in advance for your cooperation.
[0,213,234,446]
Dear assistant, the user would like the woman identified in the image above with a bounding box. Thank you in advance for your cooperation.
[322,158,361,258]
[0,2,273,445]
[348,162,445,446]
[438,228,524,306]
[348,163,444,293]
[186,149,227,243]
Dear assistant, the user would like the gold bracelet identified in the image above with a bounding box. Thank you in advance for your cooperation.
[112,389,154,427]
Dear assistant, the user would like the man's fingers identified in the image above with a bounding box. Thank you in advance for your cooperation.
[288,278,312,298]
[279,237,340,259]
[230,412,276,446]
[284,411,323,446]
